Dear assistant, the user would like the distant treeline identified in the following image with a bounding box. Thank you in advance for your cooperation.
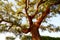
[41,36,60,40]
[21,36,60,40]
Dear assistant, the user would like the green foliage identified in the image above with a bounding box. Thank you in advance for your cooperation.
[21,35,32,40]
[0,24,6,32]
[6,36,15,40]
[0,1,3,5]
[3,2,13,13]
[0,0,60,40]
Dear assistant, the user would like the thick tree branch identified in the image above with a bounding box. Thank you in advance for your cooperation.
[25,0,29,17]
[34,0,60,28]
[25,0,33,26]
[31,0,46,18]
[22,28,30,33]
[22,0,33,33]
[31,0,60,19]
[35,6,50,28]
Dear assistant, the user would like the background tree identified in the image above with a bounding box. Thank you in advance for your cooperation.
[0,0,60,40]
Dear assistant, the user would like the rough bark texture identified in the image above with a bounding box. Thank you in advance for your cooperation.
[31,30,41,40]
[30,25,41,40]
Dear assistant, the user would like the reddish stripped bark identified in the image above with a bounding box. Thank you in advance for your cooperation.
[30,24,41,40]
[35,7,50,28]
[22,0,60,40]
[30,6,50,40]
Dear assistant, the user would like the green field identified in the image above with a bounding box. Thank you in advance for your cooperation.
[6,36,60,40]
[21,36,60,40]
[41,36,60,40]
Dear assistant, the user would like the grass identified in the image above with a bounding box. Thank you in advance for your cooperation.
[41,36,60,40]
[21,35,60,40]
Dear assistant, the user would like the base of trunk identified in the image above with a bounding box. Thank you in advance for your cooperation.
[31,27,41,40]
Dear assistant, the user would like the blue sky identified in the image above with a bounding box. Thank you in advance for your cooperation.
[48,14,60,26]
[41,14,60,27]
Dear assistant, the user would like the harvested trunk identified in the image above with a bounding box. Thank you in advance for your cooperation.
[30,25,41,40]
[31,30,41,40]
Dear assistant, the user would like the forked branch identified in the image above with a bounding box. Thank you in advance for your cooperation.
[35,6,50,28]
[31,0,46,18]
[35,0,60,28]
[22,0,33,33]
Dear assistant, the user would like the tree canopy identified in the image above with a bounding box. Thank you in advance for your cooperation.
[0,0,60,40]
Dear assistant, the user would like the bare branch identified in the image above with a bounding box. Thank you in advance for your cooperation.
[25,0,33,27]
[21,0,33,33]
[25,0,29,17]
[22,28,30,33]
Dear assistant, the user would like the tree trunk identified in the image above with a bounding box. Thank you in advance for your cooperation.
[30,25,41,40]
